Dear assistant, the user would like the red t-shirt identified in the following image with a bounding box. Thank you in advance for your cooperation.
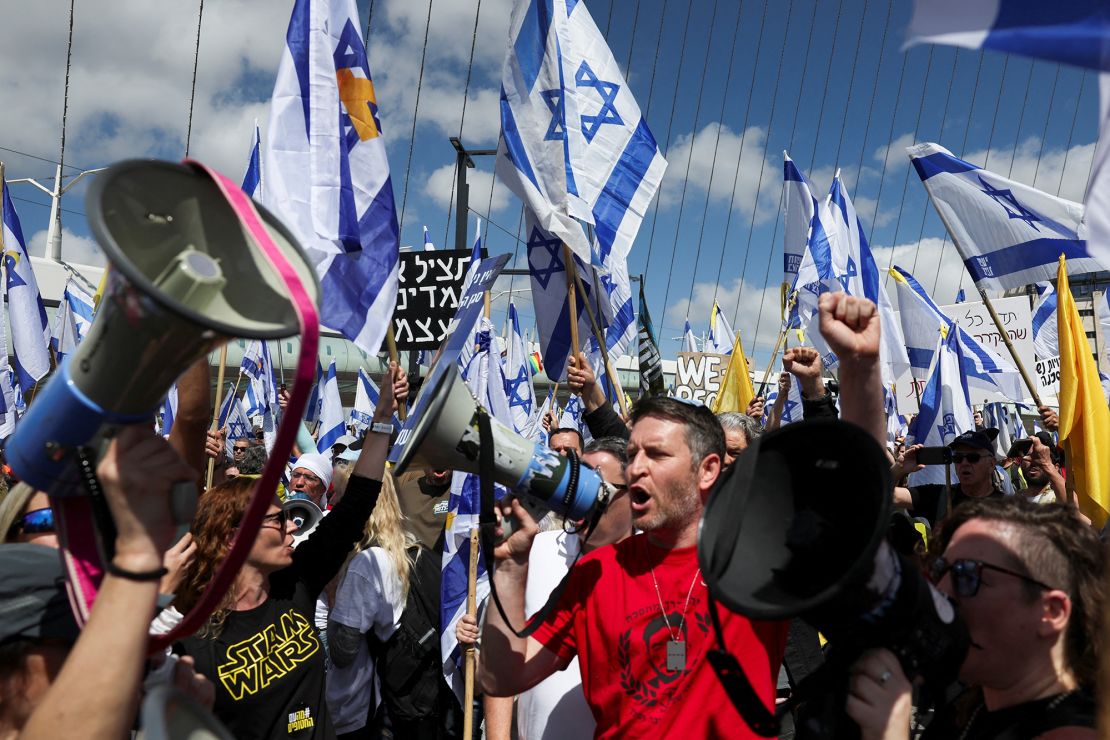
[531,534,788,739]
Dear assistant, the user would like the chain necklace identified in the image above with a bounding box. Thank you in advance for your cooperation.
[649,561,702,672]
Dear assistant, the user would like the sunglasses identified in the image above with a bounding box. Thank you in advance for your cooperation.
[929,557,1053,598]
[951,452,987,464]
[8,507,54,537]
[260,510,289,529]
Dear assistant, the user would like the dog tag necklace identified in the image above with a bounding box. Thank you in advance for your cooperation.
[649,562,701,672]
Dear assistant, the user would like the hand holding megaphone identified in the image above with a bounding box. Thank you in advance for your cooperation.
[96,425,198,576]
[491,496,540,564]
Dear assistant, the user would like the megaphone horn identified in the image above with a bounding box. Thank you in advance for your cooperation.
[395,364,611,522]
[6,159,319,494]
[283,496,324,547]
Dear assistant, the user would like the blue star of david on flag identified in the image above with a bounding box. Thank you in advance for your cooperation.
[527,226,564,290]
[228,419,249,440]
[937,412,957,439]
[541,89,566,141]
[978,176,1041,231]
[505,365,533,412]
[575,61,623,143]
[834,257,858,292]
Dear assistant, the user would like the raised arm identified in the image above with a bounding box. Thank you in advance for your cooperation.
[478,498,570,696]
[818,293,884,447]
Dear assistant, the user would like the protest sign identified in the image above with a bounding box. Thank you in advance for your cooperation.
[672,352,728,408]
[392,249,475,349]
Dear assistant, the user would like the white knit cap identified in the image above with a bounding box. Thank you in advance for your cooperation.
[291,453,333,490]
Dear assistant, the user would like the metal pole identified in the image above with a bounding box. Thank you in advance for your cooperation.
[455,150,469,251]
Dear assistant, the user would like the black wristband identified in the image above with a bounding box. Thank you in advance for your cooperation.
[105,561,168,582]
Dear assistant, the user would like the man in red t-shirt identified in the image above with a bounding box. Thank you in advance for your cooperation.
[478,292,888,739]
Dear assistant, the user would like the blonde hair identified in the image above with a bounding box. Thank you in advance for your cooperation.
[351,472,418,602]
[0,483,38,544]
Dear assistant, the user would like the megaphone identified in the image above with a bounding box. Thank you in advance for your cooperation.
[698,419,892,620]
[283,494,324,547]
[6,159,319,494]
[395,364,612,522]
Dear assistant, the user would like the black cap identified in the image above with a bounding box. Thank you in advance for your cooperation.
[0,544,80,645]
[948,427,999,452]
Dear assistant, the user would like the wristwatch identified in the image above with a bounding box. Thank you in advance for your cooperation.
[370,422,393,435]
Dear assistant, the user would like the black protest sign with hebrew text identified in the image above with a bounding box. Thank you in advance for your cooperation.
[392,249,476,349]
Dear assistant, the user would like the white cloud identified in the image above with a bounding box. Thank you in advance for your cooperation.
[659,123,779,223]
[423,163,513,215]
[28,227,104,267]
[962,136,1096,203]
[664,276,784,357]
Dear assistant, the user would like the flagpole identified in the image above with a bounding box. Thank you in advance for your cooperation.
[570,268,630,418]
[925,191,1044,407]
[275,341,286,388]
[463,526,480,739]
[562,245,581,359]
[756,293,797,397]
[206,345,229,489]
[384,324,406,421]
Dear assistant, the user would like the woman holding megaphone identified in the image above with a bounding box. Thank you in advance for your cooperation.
[173,363,408,740]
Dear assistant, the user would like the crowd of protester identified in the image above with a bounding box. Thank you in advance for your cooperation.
[0,291,1102,739]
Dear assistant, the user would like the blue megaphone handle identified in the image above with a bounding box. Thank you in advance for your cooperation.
[5,359,154,496]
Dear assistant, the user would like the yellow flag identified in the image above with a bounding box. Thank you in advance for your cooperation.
[711,332,755,414]
[1056,255,1110,527]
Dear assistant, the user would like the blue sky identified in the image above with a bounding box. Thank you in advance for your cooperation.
[0,0,1099,368]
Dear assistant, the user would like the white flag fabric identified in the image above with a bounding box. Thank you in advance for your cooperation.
[1031,282,1059,360]
[823,173,911,391]
[316,359,346,455]
[682,320,699,354]
[907,330,976,486]
[2,183,50,393]
[890,265,1025,402]
[905,1,1110,271]
[908,142,1107,290]
[497,0,666,266]
[264,0,400,354]
[423,225,435,251]
[783,151,818,289]
[242,340,281,453]
[504,301,540,439]
[349,368,375,433]
[707,302,735,355]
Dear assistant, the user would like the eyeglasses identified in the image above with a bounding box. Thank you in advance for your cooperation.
[8,507,54,537]
[289,471,322,485]
[929,557,1054,597]
[233,444,250,452]
[260,510,289,529]
[951,452,986,464]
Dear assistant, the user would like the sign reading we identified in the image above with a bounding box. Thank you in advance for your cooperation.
[672,352,728,408]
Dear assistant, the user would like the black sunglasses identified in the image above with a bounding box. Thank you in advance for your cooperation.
[8,507,54,537]
[260,510,289,529]
[951,452,987,464]
[929,557,1054,597]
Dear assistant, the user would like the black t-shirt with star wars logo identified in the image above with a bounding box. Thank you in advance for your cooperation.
[178,476,381,739]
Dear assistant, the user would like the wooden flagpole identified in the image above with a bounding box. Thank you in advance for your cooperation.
[570,268,630,418]
[384,324,406,421]
[463,527,480,738]
[756,292,797,397]
[205,346,229,489]
[562,245,580,359]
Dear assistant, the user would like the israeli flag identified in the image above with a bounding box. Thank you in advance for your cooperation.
[558,392,584,433]
[49,277,95,364]
[907,1,1110,273]
[217,386,253,457]
[497,0,667,266]
[2,183,50,394]
[526,215,611,381]
[765,375,803,427]
[316,359,346,455]
[534,386,554,447]
[241,340,280,451]
[0,321,18,439]
[1031,282,1059,360]
[422,225,435,251]
[242,124,262,198]
[707,302,735,355]
[303,360,325,426]
[161,384,179,437]
[682,319,699,353]
[504,301,539,439]
[348,367,400,434]
[1098,289,1110,368]
[788,159,835,332]
[890,265,1025,402]
[593,246,636,357]
[264,0,400,354]
[908,142,1107,290]
[824,172,911,391]
[907,330,976,486]
[457,218,483,299]
[783,151,818,288]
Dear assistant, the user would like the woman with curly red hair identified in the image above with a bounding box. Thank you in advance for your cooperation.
[173,363,407,740]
